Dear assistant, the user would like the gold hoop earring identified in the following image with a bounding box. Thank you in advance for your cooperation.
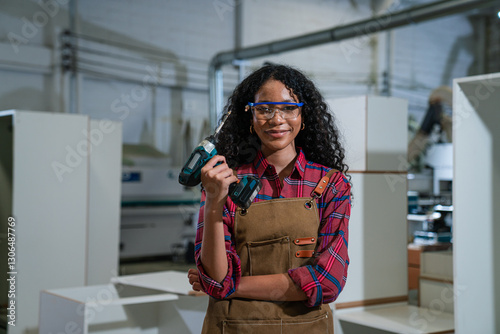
[250,125,254,134]
[301,123,305,130]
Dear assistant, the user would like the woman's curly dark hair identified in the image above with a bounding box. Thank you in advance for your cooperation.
[216,64,349,175]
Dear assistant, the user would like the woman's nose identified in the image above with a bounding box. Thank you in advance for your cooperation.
[268,109,286,123]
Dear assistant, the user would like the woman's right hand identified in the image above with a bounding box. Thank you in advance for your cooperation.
[200,155,239,210]
[188,268,202,292]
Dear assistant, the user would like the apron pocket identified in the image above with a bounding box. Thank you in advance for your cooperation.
[222,312,330,334]
[247,236,290,275]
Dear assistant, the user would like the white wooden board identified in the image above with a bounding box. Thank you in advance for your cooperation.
[111,270,198,296]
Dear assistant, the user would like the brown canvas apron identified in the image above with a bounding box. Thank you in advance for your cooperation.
[201,171,336,334]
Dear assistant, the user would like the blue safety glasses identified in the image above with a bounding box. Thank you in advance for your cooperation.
[247,102,304,120]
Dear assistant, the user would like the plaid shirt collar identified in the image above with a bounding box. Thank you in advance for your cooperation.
[253,147,307,180]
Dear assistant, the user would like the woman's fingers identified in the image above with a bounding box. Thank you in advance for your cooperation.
[200,155,239,206]
[204,155,226,169]
[188,268,201,291]
[202,156,233,180]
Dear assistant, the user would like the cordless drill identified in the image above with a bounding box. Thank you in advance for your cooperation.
[178,111,261,209]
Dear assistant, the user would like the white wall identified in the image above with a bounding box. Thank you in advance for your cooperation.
[239,0,376,99]
[392,14,475,123]
[238,0,476,115]
[0,0,237,165]
[0,0,479,165]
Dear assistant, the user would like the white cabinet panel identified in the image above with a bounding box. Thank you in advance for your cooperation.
[0,110,122,334]
[453,72,500,333]
[334,173,408,305]
[88,119,122,285]
[328,96,408,172]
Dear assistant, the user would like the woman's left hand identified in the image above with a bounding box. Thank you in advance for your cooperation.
[188,268,202,292]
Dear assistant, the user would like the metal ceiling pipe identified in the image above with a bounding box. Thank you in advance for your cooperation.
[208,0,498,128]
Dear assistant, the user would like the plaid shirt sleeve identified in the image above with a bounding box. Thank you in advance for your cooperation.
[288,172,351,307]
[194,190,241,299]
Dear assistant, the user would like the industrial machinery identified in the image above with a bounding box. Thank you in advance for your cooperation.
[120,144,200,261]
[408,86,453,168]
[407,87,454,245]
[407,86,454,199]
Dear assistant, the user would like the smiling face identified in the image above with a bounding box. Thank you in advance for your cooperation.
[251,79,302,158]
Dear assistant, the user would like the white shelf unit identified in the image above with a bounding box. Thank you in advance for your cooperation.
[453,73,500,333]
[0,110,122,334]
[39,284,179,334]
[39,271,208,334]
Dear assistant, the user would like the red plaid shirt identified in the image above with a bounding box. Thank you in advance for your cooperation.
[195,149,351,307]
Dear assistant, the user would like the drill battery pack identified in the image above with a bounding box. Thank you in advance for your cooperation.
[229,176,262,209]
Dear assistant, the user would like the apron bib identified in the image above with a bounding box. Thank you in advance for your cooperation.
[201,183,335,333]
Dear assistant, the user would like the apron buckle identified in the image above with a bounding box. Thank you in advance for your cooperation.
[305,195,318,210]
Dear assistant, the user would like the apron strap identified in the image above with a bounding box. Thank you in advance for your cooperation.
[311,169,338,199]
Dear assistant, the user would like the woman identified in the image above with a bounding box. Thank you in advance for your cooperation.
[188,64,351,333]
